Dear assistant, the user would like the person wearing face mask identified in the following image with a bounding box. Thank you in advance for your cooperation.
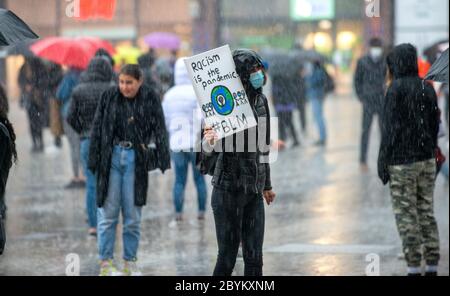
[354,38,387,171]
[199,49,276,276]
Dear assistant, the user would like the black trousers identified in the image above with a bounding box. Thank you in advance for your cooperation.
[360,104,380,164]
[211,188,265,276]
[278,111,300,145]
[27,104,44,150]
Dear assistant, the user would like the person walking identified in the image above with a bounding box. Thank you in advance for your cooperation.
[67,57,115,237]
[163,58,207,221]
[378,44,441,276]
[88,64,170,276]
[354,38,387,170]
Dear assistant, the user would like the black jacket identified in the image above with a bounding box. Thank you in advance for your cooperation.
[67,57,114,138]
[88,85,171,207]
[199,49,272,195]
[0,120,12,217]
[354,55,387,109]
[378,44,439,184]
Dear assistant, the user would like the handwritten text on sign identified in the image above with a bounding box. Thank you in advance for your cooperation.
[184,45,257,139]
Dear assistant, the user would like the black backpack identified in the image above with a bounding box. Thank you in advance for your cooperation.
[324,70,335,94]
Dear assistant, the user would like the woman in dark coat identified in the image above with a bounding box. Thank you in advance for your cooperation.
[0,85,18,254]
[378,44,440,276]
[88,64,170,276]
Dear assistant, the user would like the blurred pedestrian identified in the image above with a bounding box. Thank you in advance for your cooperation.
[56,66,84,189]
[163,58,207,221]
[138,52,163,100]
[378,44,441,276]
[354,38,387,170]
[199,49,276,276]
[0,84,18,255]
[67,57,115,237]
[272,67,300,147]
[306,60,328,146]
[18,57,47,152]
[44,61,64,148]
[88,64,170,276]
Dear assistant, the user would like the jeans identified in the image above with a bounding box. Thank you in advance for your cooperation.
[80,139,97,228]
[211,188,265,276]
[310,97,327,142]
[98,146,142,261]
[171,151,207,214]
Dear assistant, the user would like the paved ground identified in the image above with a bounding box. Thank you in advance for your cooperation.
[0,94,448,276]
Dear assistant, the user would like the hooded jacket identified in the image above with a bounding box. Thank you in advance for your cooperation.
[378,44,439,184]
[67,57,114,138]
[163,58,202,151]
[199,49,272,194]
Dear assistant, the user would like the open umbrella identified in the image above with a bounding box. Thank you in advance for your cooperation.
[31,37,98,69]
[144,32,181,50]
[425,48,449,83]
[6,39,36,56]
[0,8,39,46]
[80,36,115,55]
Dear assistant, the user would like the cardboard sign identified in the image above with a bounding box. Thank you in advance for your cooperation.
[184,45,257,139]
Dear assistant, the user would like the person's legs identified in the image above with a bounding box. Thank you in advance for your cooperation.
[242,194,265,276]
[212,188,243,276]
[172,152,190,217]
[298,98,307,133]
[389,163,422,273]
[311,97,327,143]
[277,111,288,142]
[285,112,300,145]
[63,120,81,180]
[121,148,142,263]
[80,139,97,231]
[360,105,374,165]
[97,148,122,262]
[416,159,440,273]
[190,152,207,216]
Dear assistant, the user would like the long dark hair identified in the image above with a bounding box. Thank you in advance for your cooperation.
[0,85,18,164]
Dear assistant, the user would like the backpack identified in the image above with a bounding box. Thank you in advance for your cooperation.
[324,70,335,94]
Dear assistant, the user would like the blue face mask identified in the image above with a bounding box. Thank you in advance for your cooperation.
[249,70,265,89]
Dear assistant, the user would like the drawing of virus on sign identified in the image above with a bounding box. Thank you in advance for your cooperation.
[211,85,234,116]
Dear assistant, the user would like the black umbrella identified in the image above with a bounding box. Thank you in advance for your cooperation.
[6,39,36,56]
[425,48,449,83]
[0,8,39,46]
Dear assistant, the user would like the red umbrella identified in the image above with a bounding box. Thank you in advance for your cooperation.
[79,37,115,55]
[31,37,98,69]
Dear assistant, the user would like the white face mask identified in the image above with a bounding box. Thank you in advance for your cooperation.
[370,47,383,60]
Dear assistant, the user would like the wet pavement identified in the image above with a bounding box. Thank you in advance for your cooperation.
[0,95,448,276]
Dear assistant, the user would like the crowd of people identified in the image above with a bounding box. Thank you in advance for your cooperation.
[0,38,448,276]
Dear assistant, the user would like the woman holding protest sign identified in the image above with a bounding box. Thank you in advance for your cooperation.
[199,49,276,276]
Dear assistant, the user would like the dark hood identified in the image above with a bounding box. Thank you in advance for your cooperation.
[233,49,266,98]
[387,44,419,79]
[80,57,113,83]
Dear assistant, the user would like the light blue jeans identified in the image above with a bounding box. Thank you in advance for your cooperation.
[310,97,327,142]
[80,139,97,228]
[97,146,142,261]
[171,151,207,214]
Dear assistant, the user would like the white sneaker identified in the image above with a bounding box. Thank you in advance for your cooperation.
[123,261,143,276]
[99,260,123,276]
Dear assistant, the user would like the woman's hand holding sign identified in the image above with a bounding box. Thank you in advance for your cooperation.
[204,126,219,147]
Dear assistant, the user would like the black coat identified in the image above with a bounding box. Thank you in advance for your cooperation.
[67,57,114,138]
[88,85,171,207]
[199,49,272,195]
[0,120,12,217]
[378,44,440,184]
[354,55,387,110]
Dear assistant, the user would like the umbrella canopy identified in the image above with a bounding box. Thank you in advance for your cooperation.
[425,48,449,83]
[79,37,115,55]
[31,37,99,69]
[144,32,181,50]
[6,39,36,56]
[0,8,39,46]
[424,39,449,64]
[113,45,142,66]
